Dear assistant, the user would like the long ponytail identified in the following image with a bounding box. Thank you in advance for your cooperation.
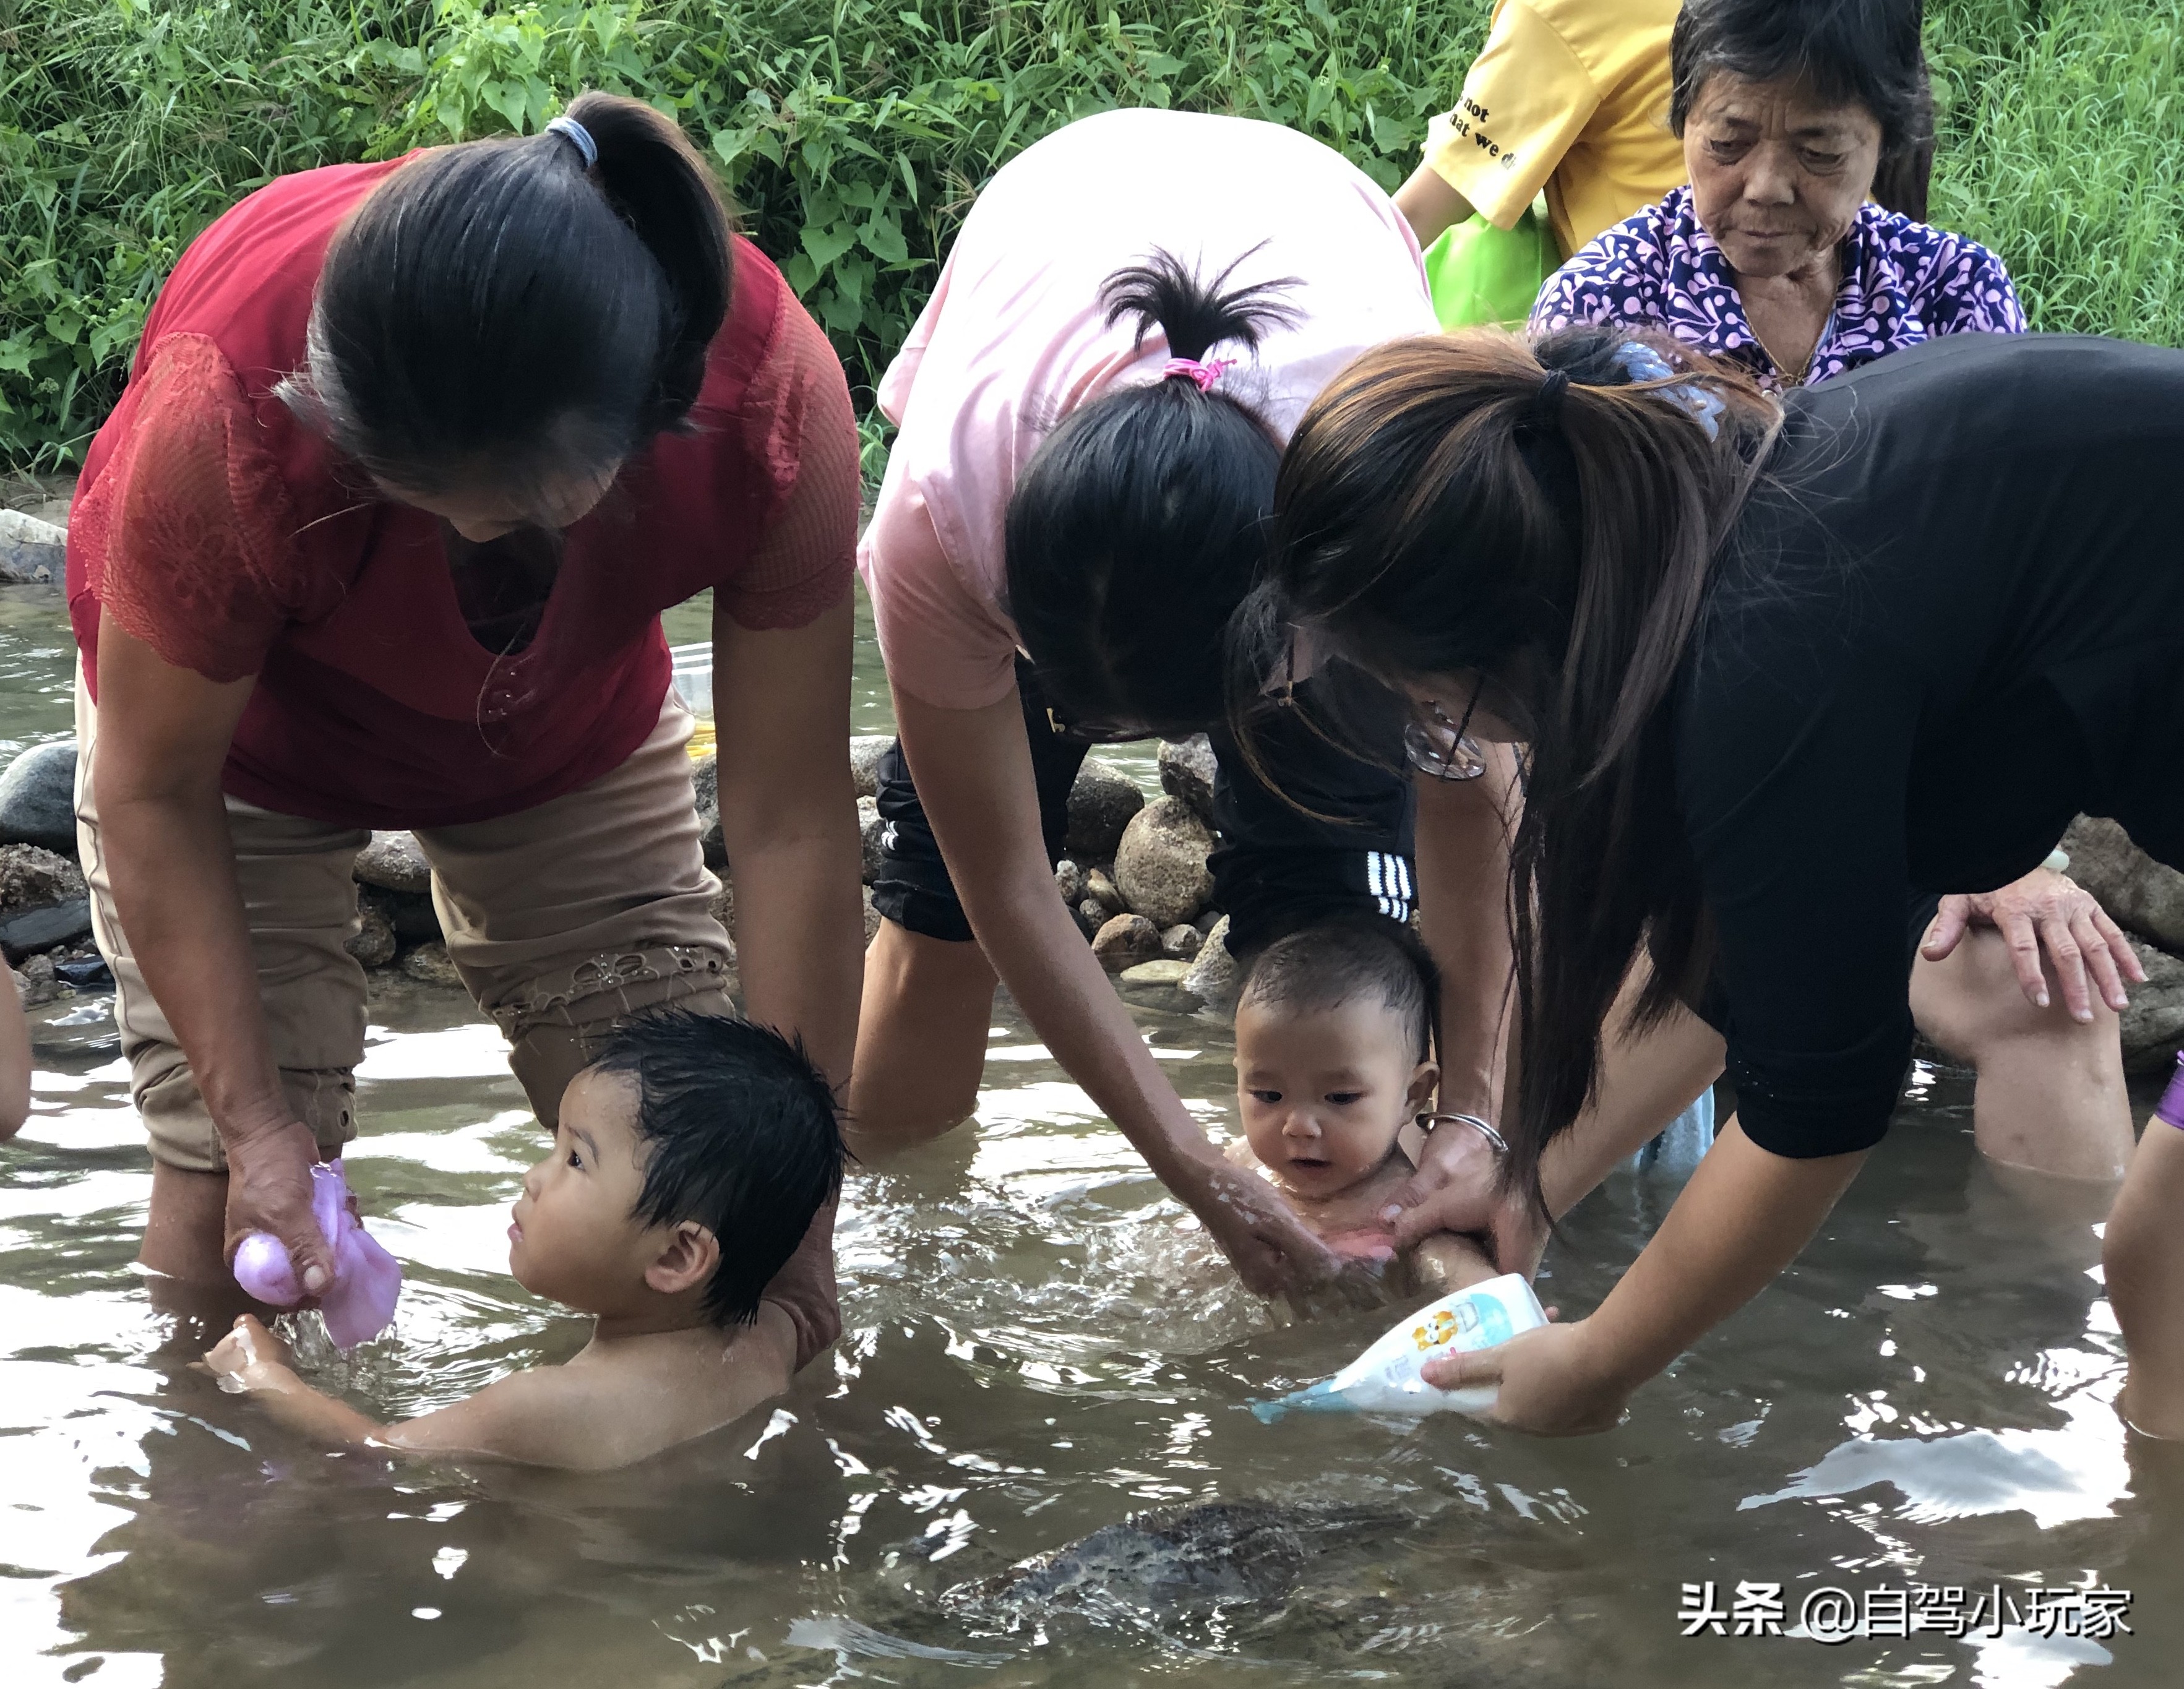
[280,92,733,504]
[1004,246,1301,737]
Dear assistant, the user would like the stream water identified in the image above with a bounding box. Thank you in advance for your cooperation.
[1,583,2178,1688]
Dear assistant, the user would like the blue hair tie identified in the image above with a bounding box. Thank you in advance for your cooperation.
[1612,340,1724,441]
[546,114,598,170]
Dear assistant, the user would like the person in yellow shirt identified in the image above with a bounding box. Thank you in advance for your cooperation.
[1396,0,1685,260]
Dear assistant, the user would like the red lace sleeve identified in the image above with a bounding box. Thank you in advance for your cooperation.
[714,298,859,632]
[95,333,304,682]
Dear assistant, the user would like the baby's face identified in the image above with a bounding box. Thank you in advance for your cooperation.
[509,1068,659,1313]
[1234,997,1430,1198]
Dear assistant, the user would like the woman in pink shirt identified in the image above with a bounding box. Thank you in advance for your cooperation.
[856,110,1607,1293]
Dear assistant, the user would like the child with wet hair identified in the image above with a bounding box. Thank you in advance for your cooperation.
[1229,919,1498,1291]
[204,1009,843,1469]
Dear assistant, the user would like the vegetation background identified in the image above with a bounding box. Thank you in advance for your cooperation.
[4,0,2179,473]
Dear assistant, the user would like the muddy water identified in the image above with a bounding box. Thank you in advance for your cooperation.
[2,583,2178,1688]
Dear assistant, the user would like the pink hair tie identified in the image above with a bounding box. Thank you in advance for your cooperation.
[1163,356,1233,392]
[2157,1052,2184,1131]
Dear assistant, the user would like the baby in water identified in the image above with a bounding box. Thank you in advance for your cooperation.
[1229,919,1498,1291]
[205,1010,841,1469]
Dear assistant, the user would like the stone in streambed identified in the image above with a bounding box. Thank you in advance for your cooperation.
[1120,959,1192,986]
[1159,923,1203,961]
[0,844,84,913]
[1114,797,1215,929]
[1065,758,1143,860]
[0,897,90,961]
[400,942,465,989]
[354,830,432,895]
[690,751,726,867]
[2062,815,2184,954]
[1076,897,1109,937]
[1181,914,1238,1011]
[1083,866,1125,917]
[1158,733,1218,829]
[0,510,64,583]
[345,894,397,969]
[0,741,79,853]
[1054,857,1086,906]
[1091,913,1161,973]
[859,795,886,885]
[2120,937,2184,1073]
[849,736,893,799]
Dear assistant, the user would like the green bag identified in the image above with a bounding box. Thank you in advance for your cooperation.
[1422,199,1562,331]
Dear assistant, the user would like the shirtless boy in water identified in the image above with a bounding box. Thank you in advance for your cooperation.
[1228,920,1498,1291]
[205,1010,842,1470]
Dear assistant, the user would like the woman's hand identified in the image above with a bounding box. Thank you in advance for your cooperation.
[1421,1318,1631,1436]
[1921,867,2142,1021]
[1378,1118,1547,1276]
[223,1117,334,1293]
[1171,1146,1349,1297]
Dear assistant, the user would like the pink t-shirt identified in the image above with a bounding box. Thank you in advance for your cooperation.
[860,108,1438,711]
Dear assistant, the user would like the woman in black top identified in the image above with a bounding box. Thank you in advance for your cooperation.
[1244,324,2184,1436]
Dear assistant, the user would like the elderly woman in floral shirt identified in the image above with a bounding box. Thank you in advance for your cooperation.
[1534,0,2131,1184]
[1534,0,2024,390]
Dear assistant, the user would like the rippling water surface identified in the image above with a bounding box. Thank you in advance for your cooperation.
[2,584,2178,1687]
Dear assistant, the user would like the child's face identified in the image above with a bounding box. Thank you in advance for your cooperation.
[509,1070,669,1315]
[1234,997,1436,1198]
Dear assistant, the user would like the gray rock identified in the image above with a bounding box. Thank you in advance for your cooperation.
[1091,913,1162,973]
[2063,815,2184,953]
[1065,758,1145,859]
[708,875,734,939]
[400,941,465,989]
[354,830,432,895]
[0,510,64,584]
[1181,914,1239,1010]
[1076,896,1109,937]
[859,795,885,885]
[14,955,67,1007]
[1054,857,1086,906]
[1120,959,1193,987]
[1159,922,1203,961]
[0,844,84,913]
[345,898,397,968]
[0,897,91,961]
[1114,796,1216,928]
[849,736,893,799]
[0,741,78,852]
[690,751,726,867]
[1084,866,1126,918]
[1158,734,1219,829]
[2121,937,2184,1073]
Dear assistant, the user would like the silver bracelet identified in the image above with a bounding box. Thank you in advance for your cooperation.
[1417,1112,1508,1156]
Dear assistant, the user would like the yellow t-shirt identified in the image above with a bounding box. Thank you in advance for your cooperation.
[1422,0,1686,258]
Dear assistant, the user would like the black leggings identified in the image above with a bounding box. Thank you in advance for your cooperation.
[869,660,1417,959]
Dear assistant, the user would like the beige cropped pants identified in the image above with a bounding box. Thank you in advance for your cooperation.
[75,675,734,1173]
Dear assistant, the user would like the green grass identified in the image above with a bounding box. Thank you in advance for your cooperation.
[2,0,2177,470]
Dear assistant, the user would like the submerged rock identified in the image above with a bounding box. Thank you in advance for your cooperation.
[1115,797,1215,928]
[1182,914,1239,1011]
[0,510,64,583]
[1065,759,1144,860]
[950,1498,1404,1614]
[2063,815,2184,953]
[0,741,78,853]
[1120,958,1192,987]
[1092,913,1161,973]
[1158,733,1219,828]
[354,830,431,895]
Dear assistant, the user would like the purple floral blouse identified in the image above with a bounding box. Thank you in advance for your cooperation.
[1529,184,2027,390]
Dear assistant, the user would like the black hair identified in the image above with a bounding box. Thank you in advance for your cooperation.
[587,1008,843,1328]
[1237,916,1441,1067]
[279,92,733,504]
[1003,247,1301,739]
[1670,0,1937,217]
[1240,324,1778,1216]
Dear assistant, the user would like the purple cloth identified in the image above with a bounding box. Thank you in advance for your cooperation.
[1530,184,2027,390]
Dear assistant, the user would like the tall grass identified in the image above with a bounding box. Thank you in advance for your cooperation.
[2,0,2178,470]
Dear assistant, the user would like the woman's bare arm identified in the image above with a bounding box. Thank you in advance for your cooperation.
[93,614,333,1286]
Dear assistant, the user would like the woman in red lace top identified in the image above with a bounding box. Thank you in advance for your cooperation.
[66,95,862,1361]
